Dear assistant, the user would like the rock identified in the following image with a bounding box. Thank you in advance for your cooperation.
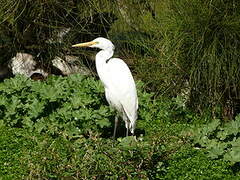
[52,56,92,76]
[9,53,91,80]
[9,52,48,78]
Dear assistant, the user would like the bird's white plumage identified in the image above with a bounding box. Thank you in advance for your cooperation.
[103,58,138,132]
[72,37,138,137]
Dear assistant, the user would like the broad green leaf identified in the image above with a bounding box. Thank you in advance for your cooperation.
[118,136,137,150]
[206,140,227,159]
[96,118,111,128]
[224,148,240,163]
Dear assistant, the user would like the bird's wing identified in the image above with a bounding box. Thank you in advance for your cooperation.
[106,58,138,120]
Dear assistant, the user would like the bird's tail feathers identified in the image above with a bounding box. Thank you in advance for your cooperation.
[123,108,137,135]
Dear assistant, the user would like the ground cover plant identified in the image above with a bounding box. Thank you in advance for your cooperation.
[0,74,239,179]
[191,116,240,163]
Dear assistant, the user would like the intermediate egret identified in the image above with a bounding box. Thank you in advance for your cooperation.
[72,37,138,137]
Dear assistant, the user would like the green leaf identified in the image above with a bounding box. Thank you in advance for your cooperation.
[230,138,240,148]
[22,117,34,131]
[34,118,46,133]
[206,140,227,159]
[118,136,137,150]
[27,99,45,118]
[224,148,240,163]
[201,119,221,136]
[96,118,111,128]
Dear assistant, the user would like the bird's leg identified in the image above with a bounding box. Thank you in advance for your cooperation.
[126,126,129,137]
[122,113,129,137]
[113,115,119,138]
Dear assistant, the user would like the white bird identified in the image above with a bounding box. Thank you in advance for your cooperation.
[72,37,138,137]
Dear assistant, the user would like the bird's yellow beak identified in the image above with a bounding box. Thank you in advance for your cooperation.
[72,41,98,48]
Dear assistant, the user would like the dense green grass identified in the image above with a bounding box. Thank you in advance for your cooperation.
[0,118,237,179]
[0,75,239,179]
[110,0,240,116]
[0,127,29,179]
[157,146,235,179]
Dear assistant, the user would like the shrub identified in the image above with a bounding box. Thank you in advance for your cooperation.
[191,115,240,163]
[0,74,113,137]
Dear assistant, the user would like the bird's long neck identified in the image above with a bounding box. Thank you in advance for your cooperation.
[95,48,114,86]
[96,48,114,64]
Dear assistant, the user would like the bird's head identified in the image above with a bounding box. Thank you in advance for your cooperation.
[72,37,115,50]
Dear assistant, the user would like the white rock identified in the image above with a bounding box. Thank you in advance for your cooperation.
[10,53,36,76]
[52,56,91,76]
[10,53,48,78]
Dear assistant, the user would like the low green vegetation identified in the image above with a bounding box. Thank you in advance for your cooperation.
[192,116,240,163]
[0,75,239,179]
